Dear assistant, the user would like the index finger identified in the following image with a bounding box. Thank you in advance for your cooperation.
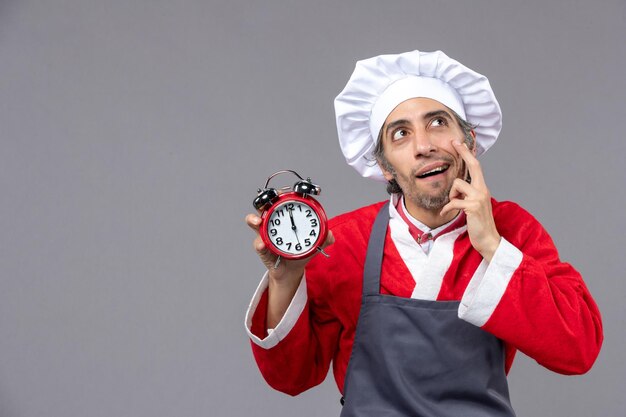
[245,213,262,232]
[452,140,486,186]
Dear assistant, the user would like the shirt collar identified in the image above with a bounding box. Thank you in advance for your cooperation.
[390,194,466,243]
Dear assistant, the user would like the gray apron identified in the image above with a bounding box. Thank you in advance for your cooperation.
[340,203,516,417]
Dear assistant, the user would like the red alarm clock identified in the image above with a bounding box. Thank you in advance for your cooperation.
[253,170,329,261]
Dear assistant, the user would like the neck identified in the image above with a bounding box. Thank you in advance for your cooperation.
[403,198,459,229]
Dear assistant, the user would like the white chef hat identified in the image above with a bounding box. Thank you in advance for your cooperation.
[334,50,502,181]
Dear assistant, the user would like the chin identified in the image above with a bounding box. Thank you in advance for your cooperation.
[403,189,450,211]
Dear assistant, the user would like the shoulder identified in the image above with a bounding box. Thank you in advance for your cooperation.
[305,201,387,296]
[491,199,541,224]
[492,199,534,219]
[491,198,552,246]
[308,201,386,268]
[327,200,387,241]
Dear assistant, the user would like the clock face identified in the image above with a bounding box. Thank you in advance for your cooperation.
[265,200,322,258]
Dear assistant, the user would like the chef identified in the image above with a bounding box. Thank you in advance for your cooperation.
[245,49,603,416]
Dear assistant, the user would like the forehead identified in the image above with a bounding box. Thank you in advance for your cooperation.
[384,97,452,124]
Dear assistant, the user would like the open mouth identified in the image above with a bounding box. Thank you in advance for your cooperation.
[416,164,450,179]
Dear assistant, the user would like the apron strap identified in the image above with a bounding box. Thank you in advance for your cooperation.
[362,202,390,296]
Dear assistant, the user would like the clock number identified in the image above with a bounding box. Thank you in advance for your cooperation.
[264,197,325,257]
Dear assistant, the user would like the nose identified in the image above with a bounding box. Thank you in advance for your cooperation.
[412,133,436,157]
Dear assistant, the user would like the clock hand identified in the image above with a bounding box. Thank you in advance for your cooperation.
[287,206,301,244]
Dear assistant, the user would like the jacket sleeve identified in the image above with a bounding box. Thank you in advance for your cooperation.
[458,202,603,374]
[245,272,342,396]
[245,203,381,395]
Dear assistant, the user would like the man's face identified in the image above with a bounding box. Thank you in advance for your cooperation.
[378,97,474,212]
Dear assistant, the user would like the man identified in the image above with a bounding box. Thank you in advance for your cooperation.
[245,50,603,416]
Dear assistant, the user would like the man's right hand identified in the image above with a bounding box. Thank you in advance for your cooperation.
[245,213,334,328]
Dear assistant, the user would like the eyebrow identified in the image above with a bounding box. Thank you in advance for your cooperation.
[423,109,454,122]
[384,110,454,136]
[384,119,411,136]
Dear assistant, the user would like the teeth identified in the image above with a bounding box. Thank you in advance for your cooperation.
[424,166,445,175]
[418,165,448,177]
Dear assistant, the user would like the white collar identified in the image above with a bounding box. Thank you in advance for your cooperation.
[389,194,461,238]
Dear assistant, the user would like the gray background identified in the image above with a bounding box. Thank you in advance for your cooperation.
[0,0,624,416]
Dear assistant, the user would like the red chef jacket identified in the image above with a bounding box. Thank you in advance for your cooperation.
[245,196,603,396]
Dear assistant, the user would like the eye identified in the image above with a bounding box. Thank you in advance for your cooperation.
[392,129,409,141]
[430,117,448,127]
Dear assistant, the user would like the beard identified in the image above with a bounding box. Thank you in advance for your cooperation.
[388,156,462,211]
[393,171,452,210]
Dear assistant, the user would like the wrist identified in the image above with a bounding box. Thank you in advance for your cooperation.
[268,267,304,288]
[267,270,304,329]
[480,235,502,262]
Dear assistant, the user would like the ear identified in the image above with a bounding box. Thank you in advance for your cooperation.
[377,159,395,182]
[469,130,477,156]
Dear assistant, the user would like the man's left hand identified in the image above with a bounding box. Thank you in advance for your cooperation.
[440,140,501,262]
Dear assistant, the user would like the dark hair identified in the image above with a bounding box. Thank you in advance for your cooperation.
[372,109,477,194]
